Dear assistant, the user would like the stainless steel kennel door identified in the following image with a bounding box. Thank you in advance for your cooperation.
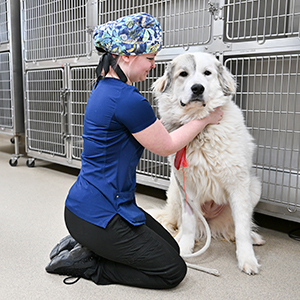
[23,0,90,62]
[98,0,212,49]
[25,69,66,158]
[0,52,11,128]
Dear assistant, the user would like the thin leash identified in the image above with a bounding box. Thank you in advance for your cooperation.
[174,146,220,276]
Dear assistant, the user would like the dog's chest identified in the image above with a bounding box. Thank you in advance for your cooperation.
[178,133,233,201]
[186,132,226,172]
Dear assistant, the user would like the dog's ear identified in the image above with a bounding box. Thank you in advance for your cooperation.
[152,63,173,93]
[217,63,236,96]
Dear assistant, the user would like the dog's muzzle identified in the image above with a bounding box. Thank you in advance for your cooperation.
[180,84,206,107]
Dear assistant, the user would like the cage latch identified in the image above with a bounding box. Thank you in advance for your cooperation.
[60,89,70,139]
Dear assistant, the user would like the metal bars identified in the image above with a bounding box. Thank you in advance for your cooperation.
[0,52,12,128]
[25,69,66,156]
[135,61,171,181]
[225,55,300,211]
[0,1,10,128]
[98,0,212,48]
[224,0,300,43]
[70,66,96,160]
[0,0,8,44]
[23,0,88,61]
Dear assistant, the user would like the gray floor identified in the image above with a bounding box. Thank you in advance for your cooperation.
[1,134,300,300]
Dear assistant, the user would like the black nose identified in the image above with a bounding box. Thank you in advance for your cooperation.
[191,84,204,95]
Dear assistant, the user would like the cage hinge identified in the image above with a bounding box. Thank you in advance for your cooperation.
[208,1,223,20]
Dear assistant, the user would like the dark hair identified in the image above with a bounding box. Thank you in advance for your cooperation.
[95,52,127,83]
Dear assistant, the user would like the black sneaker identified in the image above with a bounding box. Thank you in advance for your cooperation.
[45,243,98,281]
[49,235,77,259]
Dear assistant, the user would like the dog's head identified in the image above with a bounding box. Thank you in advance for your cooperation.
[152,52,236,128]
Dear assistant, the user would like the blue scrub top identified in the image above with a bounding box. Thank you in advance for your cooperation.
[65,78,157,228]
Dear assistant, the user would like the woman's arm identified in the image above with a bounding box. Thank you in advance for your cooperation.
[133,107,223,157]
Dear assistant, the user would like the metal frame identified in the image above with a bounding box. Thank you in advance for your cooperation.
[21,0,300,222]
[0,0,24,166]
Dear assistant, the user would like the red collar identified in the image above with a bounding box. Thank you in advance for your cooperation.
[174,146,189,170]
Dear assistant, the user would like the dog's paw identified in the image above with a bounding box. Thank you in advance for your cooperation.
[178,235,195,256]
[179,244,194,256]
[251,231,265,246]
[238,255,260,275]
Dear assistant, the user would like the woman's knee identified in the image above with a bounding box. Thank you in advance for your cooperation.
[164,257,187,289]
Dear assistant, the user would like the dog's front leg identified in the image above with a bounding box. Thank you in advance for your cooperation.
[229,189,260,275]
[177,198,197,256]
[174,173,197,256]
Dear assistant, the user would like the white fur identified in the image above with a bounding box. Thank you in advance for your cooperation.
[151,52,265,275]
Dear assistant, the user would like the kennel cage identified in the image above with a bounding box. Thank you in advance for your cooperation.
[22,0,99,168]
[225,54,300,222]
[0,0,24,166]
[21,0,300,222]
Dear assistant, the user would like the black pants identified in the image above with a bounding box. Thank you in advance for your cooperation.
[65,206,187,289]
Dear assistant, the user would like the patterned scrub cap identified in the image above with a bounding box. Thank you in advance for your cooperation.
[93,13,163,55]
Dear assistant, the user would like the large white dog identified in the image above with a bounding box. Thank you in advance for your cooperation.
[152,52,265,275]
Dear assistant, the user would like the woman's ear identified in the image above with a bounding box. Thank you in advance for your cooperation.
[119,55,131,63]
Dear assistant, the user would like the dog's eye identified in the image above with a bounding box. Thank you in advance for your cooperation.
[204,70,211,76]
[179,71,188,77]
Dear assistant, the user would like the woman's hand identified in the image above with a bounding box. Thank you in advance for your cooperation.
[203,106,223,125]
